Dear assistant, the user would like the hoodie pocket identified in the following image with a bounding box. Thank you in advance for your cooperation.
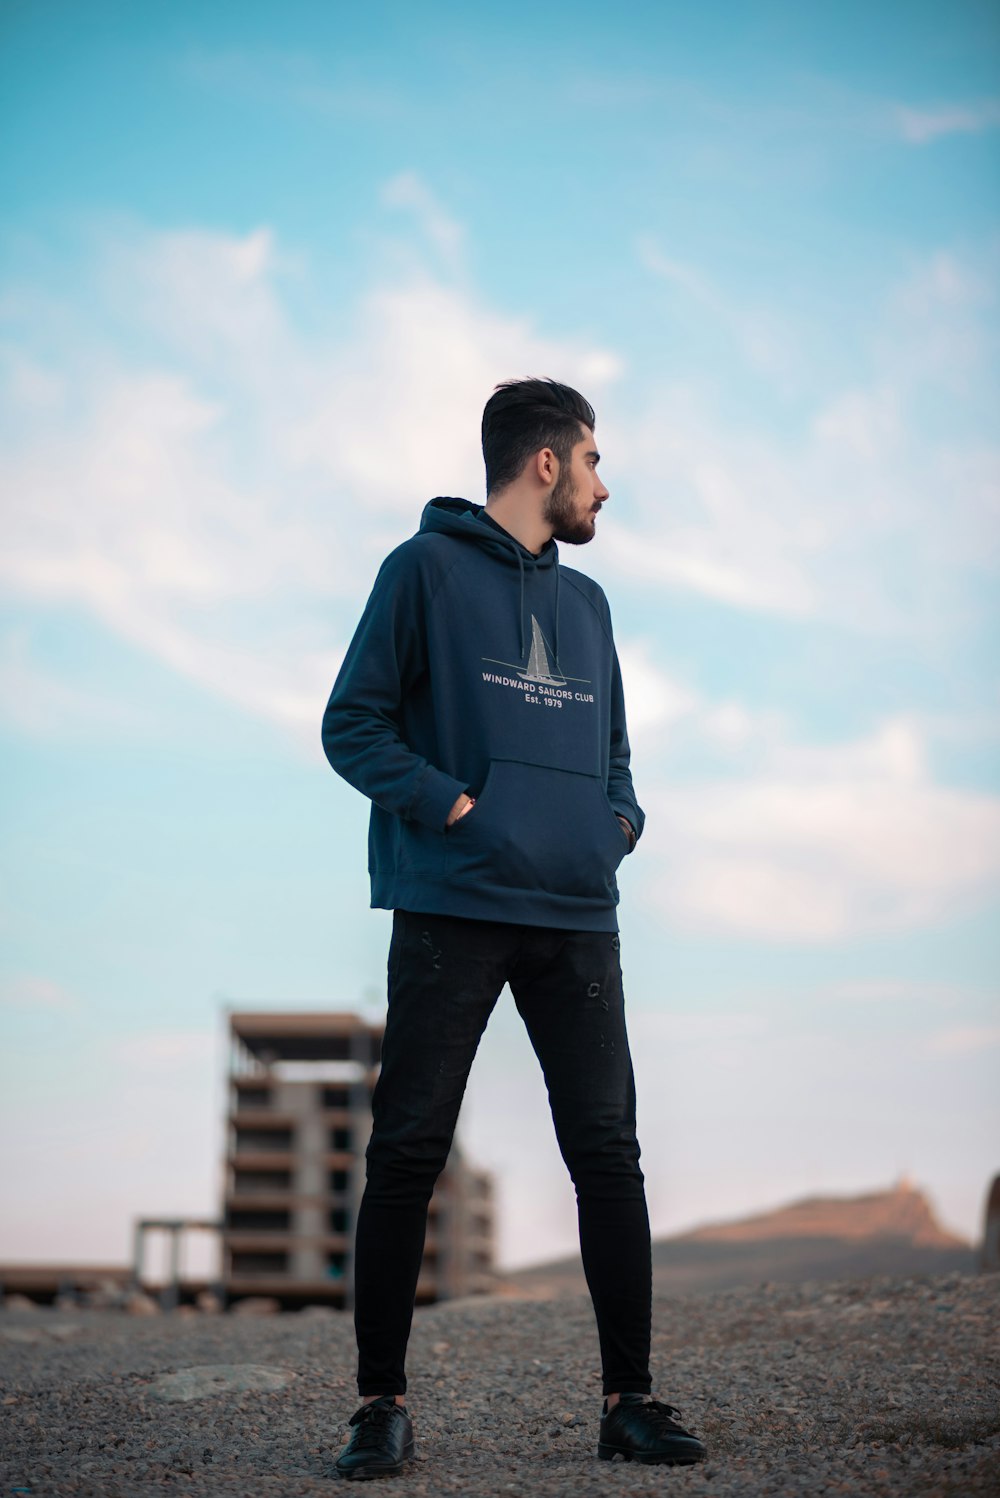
[446,759,628,900]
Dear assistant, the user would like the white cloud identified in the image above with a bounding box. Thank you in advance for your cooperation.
[610,660,992,947]
[892,251,994,314]
[813,386,902,461]
[0,974,79,1011]
[381,172,465,272]
[701,699,779,752]
[611,661,1000,945]
[766,716,928,782]
[0,348,65,410]
[0,210,623,750]
[289,276,622,509]
[878,250,999,409]
[637,235,797,379]
[615,639,791,758]
[598,243,1000,637]
[637,719,1000,941]
[615,639,700,741]
[107,224,287,359]
[895,99,1000,144]
[613,662,994,940]
[600,513,818,614]
[4,215,994,756]
[924,1025,1000,1057]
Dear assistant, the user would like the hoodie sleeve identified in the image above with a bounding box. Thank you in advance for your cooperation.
[607,644,645,847]
[321,547,469,830]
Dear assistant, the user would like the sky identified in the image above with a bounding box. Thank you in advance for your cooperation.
[1,0,998,1275]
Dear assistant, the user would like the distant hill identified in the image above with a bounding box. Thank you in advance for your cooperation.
[503,1180,975,1298]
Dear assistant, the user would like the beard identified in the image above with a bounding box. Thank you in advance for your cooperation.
[543,466,597,545]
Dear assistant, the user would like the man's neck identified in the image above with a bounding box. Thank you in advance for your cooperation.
[483,494,552,557]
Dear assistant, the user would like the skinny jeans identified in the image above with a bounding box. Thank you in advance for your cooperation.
[353,909,652,1398]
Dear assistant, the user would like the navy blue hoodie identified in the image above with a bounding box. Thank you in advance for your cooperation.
[321,497,644,931]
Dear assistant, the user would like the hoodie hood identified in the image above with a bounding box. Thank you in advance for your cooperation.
[421,496,561,671]
[420,496,559,569]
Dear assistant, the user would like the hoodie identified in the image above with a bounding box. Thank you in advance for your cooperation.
[321,497,644,931]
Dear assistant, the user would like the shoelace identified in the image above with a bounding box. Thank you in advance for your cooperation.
[348,1400,403,1449]
[614,1398,686,1433]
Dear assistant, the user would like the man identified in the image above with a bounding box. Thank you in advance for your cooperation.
[321,378,706,1478]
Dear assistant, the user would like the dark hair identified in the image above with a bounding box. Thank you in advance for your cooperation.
[481,378,595,495]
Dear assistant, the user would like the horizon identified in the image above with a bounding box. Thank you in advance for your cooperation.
[0,1171,976,1276]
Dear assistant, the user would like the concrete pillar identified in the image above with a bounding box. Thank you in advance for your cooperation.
[981,1174,1000,1273]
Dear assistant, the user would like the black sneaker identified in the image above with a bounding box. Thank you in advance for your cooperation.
[598,1393,707,1465]
[333,1396,416,1480]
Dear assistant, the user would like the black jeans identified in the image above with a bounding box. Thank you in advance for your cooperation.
[353,910,652,1398]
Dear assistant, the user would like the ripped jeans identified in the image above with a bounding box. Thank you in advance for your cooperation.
[353,909,652,1397]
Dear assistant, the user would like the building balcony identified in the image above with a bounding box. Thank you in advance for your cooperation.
[226,1150,296,1171]
[224,1231,350,1252]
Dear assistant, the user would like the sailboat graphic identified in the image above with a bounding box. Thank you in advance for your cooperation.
[481,613,590,685]
[519,615,566,686]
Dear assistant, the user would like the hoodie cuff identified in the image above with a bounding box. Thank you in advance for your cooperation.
[408,765,471,831]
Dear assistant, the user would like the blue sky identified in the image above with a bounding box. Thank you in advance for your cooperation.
[1,0,998,1271]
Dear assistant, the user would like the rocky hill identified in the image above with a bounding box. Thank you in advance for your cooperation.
[505,1180,975,1298]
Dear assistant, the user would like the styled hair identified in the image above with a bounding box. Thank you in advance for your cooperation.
[481,378,595,495]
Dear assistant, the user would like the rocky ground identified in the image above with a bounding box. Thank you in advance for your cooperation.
[1,1271,998,1497]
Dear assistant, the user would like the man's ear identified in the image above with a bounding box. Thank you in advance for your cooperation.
[535,447,558,487]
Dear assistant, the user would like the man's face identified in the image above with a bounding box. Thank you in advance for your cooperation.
[543,426,609,545]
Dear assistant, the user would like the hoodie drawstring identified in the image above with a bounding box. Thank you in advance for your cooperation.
[516,546,561,676]
[516,549,561,677]
[553,563,562,678]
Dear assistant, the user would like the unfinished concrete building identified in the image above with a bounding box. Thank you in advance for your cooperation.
[224,1011,496,1309]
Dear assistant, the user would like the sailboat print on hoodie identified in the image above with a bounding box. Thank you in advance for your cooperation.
[482,616,591,688]
[520,615,563,686]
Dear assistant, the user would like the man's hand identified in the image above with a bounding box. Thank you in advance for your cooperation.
[616,814,636,852]
[446,792,475,827]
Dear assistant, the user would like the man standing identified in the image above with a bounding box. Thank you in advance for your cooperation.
[321,378,706,1478]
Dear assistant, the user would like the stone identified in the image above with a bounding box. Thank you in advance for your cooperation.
[230,1296,282,1317]
[86,1281,128,1311]
[125,1292,160,1316]
[147,1364,297,1403]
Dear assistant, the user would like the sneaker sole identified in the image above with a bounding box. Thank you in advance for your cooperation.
[598,1442,705,1465]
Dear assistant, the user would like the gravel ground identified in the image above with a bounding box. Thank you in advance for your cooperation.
[1,1271,998,1497]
